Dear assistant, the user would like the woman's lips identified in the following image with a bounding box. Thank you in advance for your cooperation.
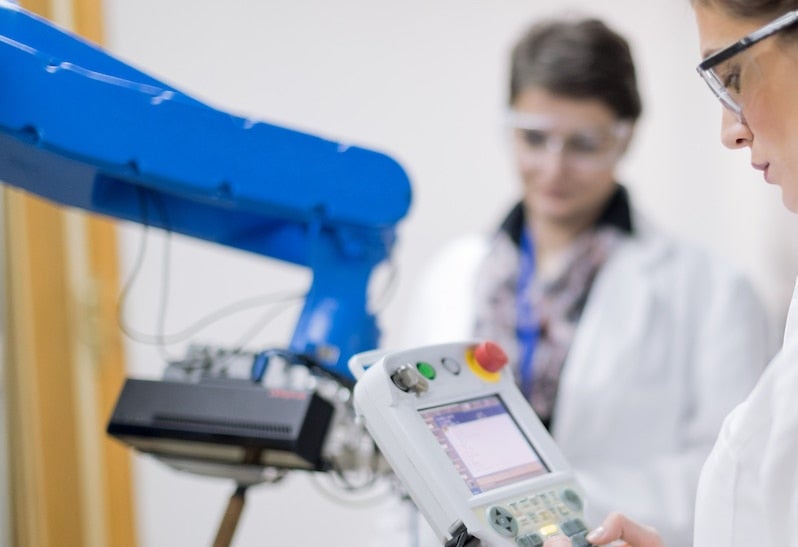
[752,161,772,183]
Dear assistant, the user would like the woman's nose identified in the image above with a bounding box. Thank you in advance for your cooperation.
[720,108,753,150]
[535,150,569,179]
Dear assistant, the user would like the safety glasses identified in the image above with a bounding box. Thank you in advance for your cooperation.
[507,110,631,172]
[696,9,798,120]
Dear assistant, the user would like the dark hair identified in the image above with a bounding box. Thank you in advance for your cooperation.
[691,0,798,18]
[509,18,642,122]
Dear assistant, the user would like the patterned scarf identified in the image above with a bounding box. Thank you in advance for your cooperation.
[473,187,633,428]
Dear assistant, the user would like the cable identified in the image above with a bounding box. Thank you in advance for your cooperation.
[232,297,303,350]
[308,471,394,509]
[121,288,305,346]
[369,259,400,314]
[115,189,179,361]
[116,188,307,354]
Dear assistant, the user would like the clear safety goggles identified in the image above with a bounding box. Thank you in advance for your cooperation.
[696,9,798,121]
[507,110,632,172]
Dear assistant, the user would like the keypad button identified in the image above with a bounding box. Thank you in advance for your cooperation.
[569,532,592,547]
[561,518,588,537]
[488,506,519,537]
[516,533,544,547]
[561,488,584,512]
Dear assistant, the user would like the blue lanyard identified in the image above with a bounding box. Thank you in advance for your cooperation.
[516,227,539,397]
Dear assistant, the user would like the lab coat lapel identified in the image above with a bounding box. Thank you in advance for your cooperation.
[551,230,669,438]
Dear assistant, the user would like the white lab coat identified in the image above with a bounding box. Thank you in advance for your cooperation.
[401,217,771,547]
[693,277,798,547]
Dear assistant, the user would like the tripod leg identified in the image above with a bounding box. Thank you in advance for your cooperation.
[212,485,248,547]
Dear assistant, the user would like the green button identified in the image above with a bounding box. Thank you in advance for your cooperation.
[416,361,436,380]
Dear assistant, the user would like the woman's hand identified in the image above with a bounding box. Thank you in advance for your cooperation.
[586,512,665,546]
[542,512,666,547]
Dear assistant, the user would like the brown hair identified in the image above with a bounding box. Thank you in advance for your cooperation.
[509,18,642,122]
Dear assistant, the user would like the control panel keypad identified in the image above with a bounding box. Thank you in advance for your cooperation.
[484,488,590,546]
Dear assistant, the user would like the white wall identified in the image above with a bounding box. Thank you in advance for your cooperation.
[101,1,798,546]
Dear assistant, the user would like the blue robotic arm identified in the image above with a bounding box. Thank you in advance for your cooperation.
[0,3,412,379]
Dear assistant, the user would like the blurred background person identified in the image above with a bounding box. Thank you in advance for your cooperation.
[402,16,772,547]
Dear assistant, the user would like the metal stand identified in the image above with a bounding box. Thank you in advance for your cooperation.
[212,485,248,547]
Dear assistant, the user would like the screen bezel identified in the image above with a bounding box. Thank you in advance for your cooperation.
[418,394,550,495]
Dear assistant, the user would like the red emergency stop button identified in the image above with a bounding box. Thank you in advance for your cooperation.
[465,341,506,383]
[474,341,508,373]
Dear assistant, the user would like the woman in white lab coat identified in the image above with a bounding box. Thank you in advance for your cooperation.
[551,1,798,546]
[404,18,772,547]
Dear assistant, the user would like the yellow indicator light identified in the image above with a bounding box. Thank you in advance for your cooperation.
[540,524,560,537]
